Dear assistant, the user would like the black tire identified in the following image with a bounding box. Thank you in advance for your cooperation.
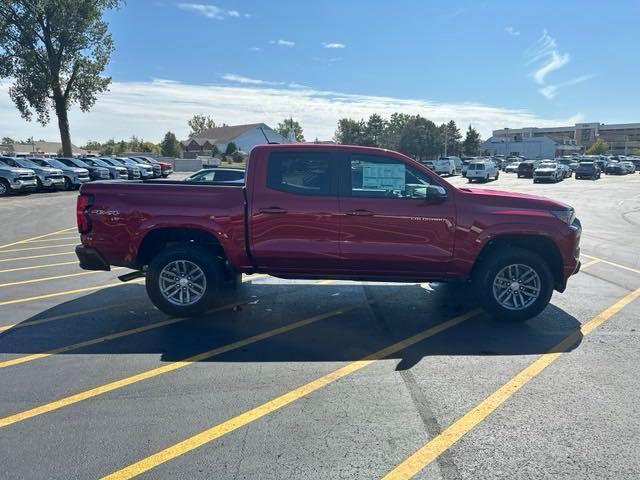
[63,177,73,191]
[0,179,10,196]
[36,177,44,191]
[146,244,226,317]
[495,172,500,180]
[473,247,554,322]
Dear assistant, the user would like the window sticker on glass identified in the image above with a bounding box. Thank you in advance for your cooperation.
[362,162,406,191]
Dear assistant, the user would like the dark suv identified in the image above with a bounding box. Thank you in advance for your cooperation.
[575,162,601,180]
[517,160,538,178]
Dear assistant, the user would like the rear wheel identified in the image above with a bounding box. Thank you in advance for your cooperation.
[146,245,226,317]
[473,247,553,322]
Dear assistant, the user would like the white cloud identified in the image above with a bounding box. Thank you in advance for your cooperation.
[526,30,593,100]
[221,73,284,86]
[0,78,583,144]
[505,26,520,36]
[177,3,246,20]
[539,74,596,99]
[249,47,261,52]
[322,42,346,49]
[270,39,295,47]
[528,30,570,85]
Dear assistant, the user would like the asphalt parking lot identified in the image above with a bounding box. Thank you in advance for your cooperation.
[1,172,639,479]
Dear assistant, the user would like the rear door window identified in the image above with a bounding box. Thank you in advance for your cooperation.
[267,151,333,196]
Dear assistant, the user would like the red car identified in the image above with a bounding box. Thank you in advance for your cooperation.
[76,144,581,321]
[134,156,173,177]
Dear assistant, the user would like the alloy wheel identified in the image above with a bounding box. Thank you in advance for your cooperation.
[492,263,541,311]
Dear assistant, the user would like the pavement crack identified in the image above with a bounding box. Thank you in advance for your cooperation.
[399,369,462,480]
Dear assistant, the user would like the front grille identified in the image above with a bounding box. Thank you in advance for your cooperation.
[49,174,64,180]
[19,173,36,181]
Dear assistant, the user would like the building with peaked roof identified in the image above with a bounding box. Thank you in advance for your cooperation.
[181,123,286,158]
[0,141,88,157]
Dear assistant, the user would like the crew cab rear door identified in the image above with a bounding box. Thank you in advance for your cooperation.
[248,149,341,270]
[337,152,456,275]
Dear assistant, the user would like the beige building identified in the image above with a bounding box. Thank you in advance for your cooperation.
[492,122,640,155]
[0,141,88,157]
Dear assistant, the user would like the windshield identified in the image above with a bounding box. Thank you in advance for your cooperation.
[16,158,40,168]
[88,158,109,167]
[46,159,67,168]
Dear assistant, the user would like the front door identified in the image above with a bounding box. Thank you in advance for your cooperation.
[338,153,456,276]
[249,149,341,271]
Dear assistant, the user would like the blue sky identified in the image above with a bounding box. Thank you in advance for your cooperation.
[1,0,639,143]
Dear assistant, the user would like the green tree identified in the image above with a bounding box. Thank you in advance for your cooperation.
[462,126,482,156]
[160,131,181,158]
[363,114,386,147]
[138,141,159,153]
[225,141,238,155]
[334,118,366,145]
[211,144,220,156]
[382,113,412,150]
[398,115,441,160]
[586,138,609,155]
[440,120,462,156]
[276,117,304,142]
[100,138,115,155]
[1,136,15,144]
[0,1,121,157]
[82,140,102,151]
[188,114,216,138]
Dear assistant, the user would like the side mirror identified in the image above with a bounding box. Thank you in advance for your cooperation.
[426,185,448,203]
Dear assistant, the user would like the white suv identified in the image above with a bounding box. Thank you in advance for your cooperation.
[466,160,499,182]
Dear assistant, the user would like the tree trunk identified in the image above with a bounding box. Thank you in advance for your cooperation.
[53,89,72,157]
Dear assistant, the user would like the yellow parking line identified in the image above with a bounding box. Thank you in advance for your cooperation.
[0,303,131,333]
[23,236,79,244]
[0,269,123,288]
[0,297,370,430]
[0,261,78,274]
[0,251,77,263]
[580,258,601,269]
[0,279,144,307]
[381,287,640,480]
[582,253,640,275]
[100,309,480,480]
[0,243,77,254]
[0,227,75,250]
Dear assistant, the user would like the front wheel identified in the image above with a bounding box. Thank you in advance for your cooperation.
[146,245,226,317]
[0,179,10,196]
[473,247,554,322]
[63,177,73,191]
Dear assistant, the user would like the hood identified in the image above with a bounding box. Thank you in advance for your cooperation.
[68,167,88,174]
[457,187,570,210]
[31,166,63,174]
[0,165,34,175]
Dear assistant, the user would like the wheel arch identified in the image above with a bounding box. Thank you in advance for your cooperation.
[472,234,564,290]
[136,227,234,279]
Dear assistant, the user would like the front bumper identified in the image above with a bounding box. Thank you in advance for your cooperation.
[10,179,38,191]
[74,177,91,186]
[76,245,111,271]
[42,177,65,188]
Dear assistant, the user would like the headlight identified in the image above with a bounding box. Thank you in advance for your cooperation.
[550,209,575,225]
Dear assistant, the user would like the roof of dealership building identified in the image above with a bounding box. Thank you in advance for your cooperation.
[0,141,88,156]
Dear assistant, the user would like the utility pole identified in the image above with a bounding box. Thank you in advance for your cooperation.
[443,127,448,157]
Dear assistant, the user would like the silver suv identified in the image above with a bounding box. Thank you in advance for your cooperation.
[0,157,38,196]
[1,157,65,190]
[30,158,91,190]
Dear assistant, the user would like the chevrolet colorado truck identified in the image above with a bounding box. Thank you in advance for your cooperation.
[76,144,581,321]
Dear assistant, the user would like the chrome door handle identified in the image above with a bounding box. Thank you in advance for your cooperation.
[346,209,374,216]
[259,207,288,214]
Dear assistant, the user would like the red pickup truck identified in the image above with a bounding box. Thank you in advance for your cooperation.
[76,144,581,321]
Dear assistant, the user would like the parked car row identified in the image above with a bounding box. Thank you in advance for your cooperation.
[0,155,173,196]
[498,154,640,184]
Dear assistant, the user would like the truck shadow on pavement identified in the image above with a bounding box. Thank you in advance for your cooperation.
[0,281,584,370]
